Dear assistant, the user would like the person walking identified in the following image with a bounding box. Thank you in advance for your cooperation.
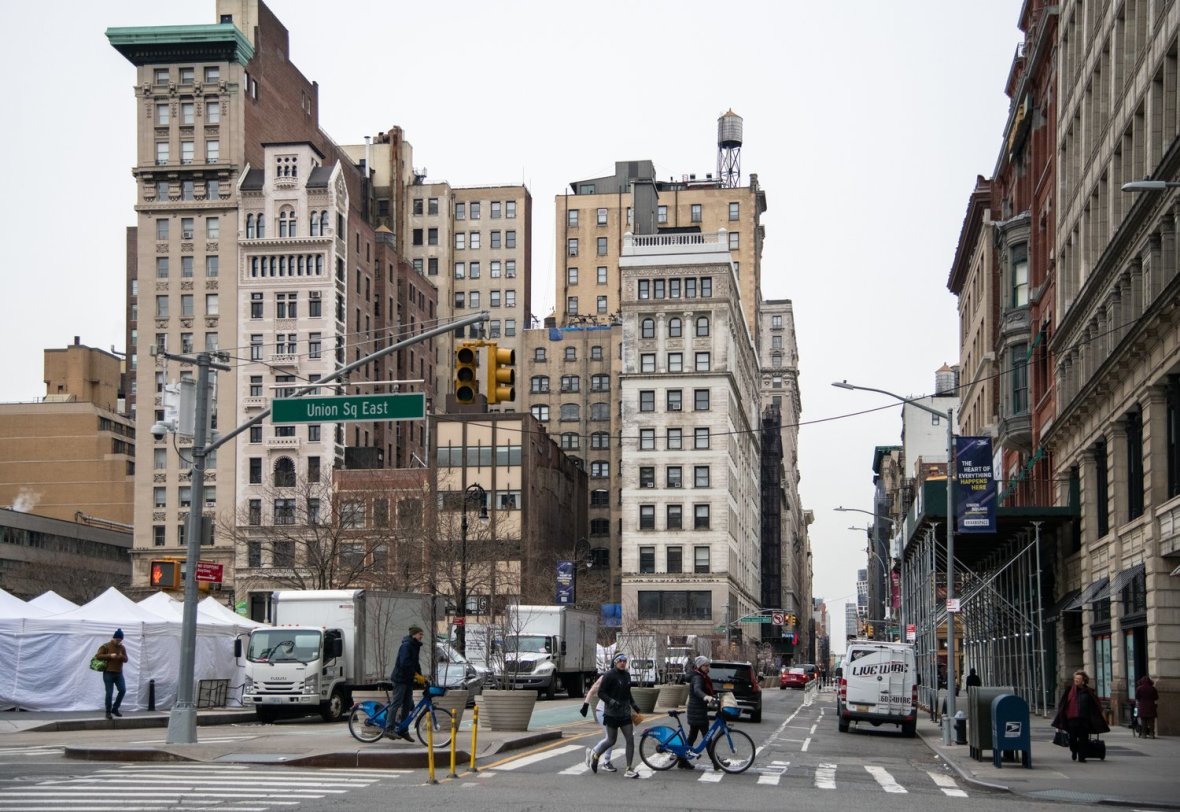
[1051,670,1110,762]
[579,673,616,772]
[384,625,424,741]
[95,629,128,719]
[1135,674,1159,738]
[677,655,718,770]
[965,668,982,688]
[586,653,640,778]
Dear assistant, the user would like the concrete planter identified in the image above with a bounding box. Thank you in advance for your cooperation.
[631,686,660,713]
[657,683,689,709]
[478,689,537,731]
[416,688,469,727]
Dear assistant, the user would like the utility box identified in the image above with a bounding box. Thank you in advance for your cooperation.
[990,693,1032,768]
[967,685,1014,760]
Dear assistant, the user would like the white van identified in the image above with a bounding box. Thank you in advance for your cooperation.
[836,640,918,736]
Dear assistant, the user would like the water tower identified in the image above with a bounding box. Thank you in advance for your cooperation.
[717,109,743,188]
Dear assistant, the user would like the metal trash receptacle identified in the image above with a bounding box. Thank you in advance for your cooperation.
[967,686,1014,760]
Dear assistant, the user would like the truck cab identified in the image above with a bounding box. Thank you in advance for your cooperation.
[241,626,346,722]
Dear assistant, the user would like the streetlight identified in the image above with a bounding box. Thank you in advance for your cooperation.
[837,507,897,641]
[833,380,958,745]
[1121,179,1180,192]
[847,525,895,641]
[456,483,488,657]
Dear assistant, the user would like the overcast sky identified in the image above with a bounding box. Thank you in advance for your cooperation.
[1,1,1022,650]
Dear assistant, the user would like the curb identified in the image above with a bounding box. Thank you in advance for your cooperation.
[915,728,1011,794]
[28,713,257,734]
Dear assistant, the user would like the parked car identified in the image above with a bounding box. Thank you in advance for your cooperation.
[710,660,762,722]
[780,667,808,690]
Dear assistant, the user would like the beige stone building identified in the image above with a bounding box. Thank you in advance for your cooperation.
[0,341,134,526]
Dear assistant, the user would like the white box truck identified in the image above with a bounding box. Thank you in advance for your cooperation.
[836,639,918,736]
[617,632,666,686]
[664,635,710,683]
[238,589,430,723]
[498,605,598,698]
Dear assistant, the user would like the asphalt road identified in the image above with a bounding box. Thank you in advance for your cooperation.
[0,690,1099,811]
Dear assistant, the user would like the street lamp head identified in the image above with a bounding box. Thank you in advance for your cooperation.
[832,381,856,390]
[1122,179,1176,192]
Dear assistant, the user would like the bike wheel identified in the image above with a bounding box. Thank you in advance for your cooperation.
[348,704,385,743]
[638,728,680,771]
[708,727,755,774]
[415,706,455,748]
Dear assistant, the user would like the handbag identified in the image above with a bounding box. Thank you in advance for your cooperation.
[1052,728,1070,747]
[90,656,107,672]
[631,712,644,726]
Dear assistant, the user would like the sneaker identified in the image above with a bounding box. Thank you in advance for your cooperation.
[600,762,617,773]
[591,752,600,774]
[585,748,593,768]
[104,712,112,720]
[399,731,414,742]
[623,768,639,779]
[111,710,122,718]
[676,759,695,770]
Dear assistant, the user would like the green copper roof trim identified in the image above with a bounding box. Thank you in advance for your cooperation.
[106,24,255,67]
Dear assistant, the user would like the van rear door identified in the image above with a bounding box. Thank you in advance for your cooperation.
[845,646,888,708]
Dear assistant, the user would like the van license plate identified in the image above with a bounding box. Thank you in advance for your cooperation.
[722,683,734,690]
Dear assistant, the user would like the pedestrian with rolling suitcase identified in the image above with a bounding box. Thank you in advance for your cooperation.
[1051,670,1109,763]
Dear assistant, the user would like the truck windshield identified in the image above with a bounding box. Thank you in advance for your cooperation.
[509,635,551,654]
[246,629,321,663]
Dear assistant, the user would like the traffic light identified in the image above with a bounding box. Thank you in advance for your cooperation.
[486,343,516,404]
[150,560,180,589]
[454,344,479,404]
[866,624,874,639]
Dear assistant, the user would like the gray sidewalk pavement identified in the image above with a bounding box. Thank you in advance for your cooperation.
[916,709,1179,808]
[0,708,566,769]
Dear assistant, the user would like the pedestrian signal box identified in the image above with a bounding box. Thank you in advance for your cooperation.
[150,559,180,589]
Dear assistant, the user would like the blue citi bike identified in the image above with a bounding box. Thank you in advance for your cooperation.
[638,703,756,774]
[347,683,454,748]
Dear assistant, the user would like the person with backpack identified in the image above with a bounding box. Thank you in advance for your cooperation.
[585,653,641,778]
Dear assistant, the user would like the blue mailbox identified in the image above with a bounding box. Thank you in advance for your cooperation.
[990,693,1032,768]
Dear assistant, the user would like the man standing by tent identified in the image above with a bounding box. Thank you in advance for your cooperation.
[96,629,128,719]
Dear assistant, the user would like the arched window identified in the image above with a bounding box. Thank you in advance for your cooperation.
[590,402,610,421]
[256,216,266,239]
[696,316,710,337]
[245,214,255,239]
[641,318,655,339]
[273,457,296,488]
[561,432,580,450]
[319,211,330,235]
[560,403,580,421]
[530,375,549,393]
[668,317,682,337]
[591,431,610,449]
[772,352,782,368]
[287,209,297,238]
[590,461,610,479]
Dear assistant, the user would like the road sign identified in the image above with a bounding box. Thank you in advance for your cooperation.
[772,612,785,626]
[714,626,728,633]
[272,393,426,424]
[946,598,961,613]
[906,624,916,642]
[195,561,223,583]
[738,615,772,624]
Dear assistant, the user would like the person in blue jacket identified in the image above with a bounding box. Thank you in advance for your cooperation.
[384,625,424,740]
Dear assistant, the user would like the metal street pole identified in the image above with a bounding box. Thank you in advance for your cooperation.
[458,483,486,658]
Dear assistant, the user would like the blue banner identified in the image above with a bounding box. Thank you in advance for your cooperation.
[556,561,574,605]
[955,436,996,533]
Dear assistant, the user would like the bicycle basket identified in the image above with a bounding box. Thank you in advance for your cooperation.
[647,726,684,747]
[426,685,448,697]
[719,692,740,718]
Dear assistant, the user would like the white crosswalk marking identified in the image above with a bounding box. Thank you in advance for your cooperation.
[865,765,907,793]
[0,764,401,811]
[495,743,583,771]
[927,770,968,797]
[815,763,837,789]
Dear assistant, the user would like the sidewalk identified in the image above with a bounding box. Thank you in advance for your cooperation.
[916,709,1180,808]
[0,708,565,769]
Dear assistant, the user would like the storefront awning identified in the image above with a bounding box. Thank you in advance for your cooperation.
[1044,589,1081,620]
[1062,577,1109,611]
[1109,562,1145,595]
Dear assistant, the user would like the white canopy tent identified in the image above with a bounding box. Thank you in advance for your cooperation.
[0,587,262,711]
[27,591,79,614]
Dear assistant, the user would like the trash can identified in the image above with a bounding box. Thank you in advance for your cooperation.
[954,710,967,745]
[966,686,1014,761]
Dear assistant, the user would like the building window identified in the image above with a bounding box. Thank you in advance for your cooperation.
[506,201,517,218]
[1011,342,1028,414]
[531,405,550,422]
[206,101,220,124]
[666,389,682,411]
[694,428,710,449]
[1127,410,1144,521]
[531,375,550,393]
[694,389,710,411]
[690,203,702,223]
[591,461,609,478]
[667,466,683,488]
[596,236,607,256]
[694,465,710,488]
[640,354,656,373]
[694,352,710,372]
[729,202,739,221]
[597,296,608,313]
[567,209,579,227]
[772,314,783,329]
[1011,243,1029,307]
[694,544,710,571]
[1095,437,1110,538]
[273,457,296,487]
[667,353,683,373]
[657,205,667,224]
[567,267,578,285]
[561,375,580,393]
[273,499,295,526]
[591,374,610,392]
[597,266,608,285]
[560,403,581,422]
[639,543,655,569]
[667,428,683,450]
[564,347,577,362]
[667,546,683,573]
[639,428,655,450]
[640,318,655,339]
[667,505,683,530]
[728,232,739,250]
[561,432,580,450]
[591,489,610,507]
[696,316,710,337]
[591,345,604,361]
[248,457,262,484]
[590,402,610,421]
[591,431,610,449]
[568,238,579,257]
[667,318,682,338]
[566,296,578,314]
[639,466,655,488]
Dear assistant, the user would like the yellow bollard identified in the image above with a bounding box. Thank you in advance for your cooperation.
[427,707,438,784]
[470,704,480,772]
[448,707,459,777]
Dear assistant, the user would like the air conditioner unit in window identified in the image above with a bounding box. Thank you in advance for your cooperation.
[669,404,682,411]
[640,482,654,488]
[182,231,194,239]
[668,482,682,488]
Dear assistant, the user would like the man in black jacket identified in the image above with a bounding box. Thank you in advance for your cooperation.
[384,625,424,740]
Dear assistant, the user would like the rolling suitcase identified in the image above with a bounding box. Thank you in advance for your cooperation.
[1083,735,1106,761]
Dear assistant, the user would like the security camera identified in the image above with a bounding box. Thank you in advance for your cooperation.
[150,421,171,440]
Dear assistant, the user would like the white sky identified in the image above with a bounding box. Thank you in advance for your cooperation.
[1,1,1022,652]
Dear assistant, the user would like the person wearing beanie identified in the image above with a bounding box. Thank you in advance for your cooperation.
[96,629,129,719]
[384,625,425,740]
[681,655,718,770]
[587,653,641,778]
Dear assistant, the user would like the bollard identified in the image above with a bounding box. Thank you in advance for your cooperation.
[427,709,438,784]
[447,707,459,777]
[954,710,967,745]
[470,704,480,773]
[148,679,156,711]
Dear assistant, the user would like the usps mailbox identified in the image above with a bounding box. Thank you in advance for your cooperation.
[990,693,1032,769]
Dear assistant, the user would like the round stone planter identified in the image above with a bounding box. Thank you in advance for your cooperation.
[631,686,660,713]
[478,688,537,731]
[656,683,689,709]
[416,688,469,727]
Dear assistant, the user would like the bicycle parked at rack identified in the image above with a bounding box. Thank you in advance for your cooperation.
[638,706,756,774]
[348,683,454,748]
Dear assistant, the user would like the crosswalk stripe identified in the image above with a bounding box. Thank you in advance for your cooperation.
[815,763,837,789]
[864,765,906,793]
[756,772,780,785]
[927,770,968,797]
[495,743,583,771]
[698,770,723,783]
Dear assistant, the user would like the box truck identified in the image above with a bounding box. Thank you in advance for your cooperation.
[664,635,710,683]
[238,589,430,723]
[496,605,598,698]
[616,632,666,686]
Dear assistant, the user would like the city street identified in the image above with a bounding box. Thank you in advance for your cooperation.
[0,689,1106,811]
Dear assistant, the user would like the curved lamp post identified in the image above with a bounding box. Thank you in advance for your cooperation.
[833,380,957,745]
[457,483,488,656]
[837,506,897,641]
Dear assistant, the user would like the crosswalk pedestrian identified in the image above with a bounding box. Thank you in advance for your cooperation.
[0,763,407,811]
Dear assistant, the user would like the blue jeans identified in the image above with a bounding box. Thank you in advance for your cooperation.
[384,682,413,732]
[103,671,126,713]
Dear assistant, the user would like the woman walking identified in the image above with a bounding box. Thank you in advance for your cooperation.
[677,656,718,770]
[586,653,641,778]
[580,672,616,772]
[1135,675,1159,738]
[1051,670,1109,762]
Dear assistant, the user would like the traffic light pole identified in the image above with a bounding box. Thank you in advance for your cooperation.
[162,311,489,744]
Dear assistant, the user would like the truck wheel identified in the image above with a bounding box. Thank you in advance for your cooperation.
[545,677,557,700]
[838,716,850,733]
[564,674,586,698]
[255,707,278,724]
[320,690,346,722]
[901,720,916,737]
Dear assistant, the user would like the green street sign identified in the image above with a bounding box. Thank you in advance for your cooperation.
[714,626,728,633]
[738,615,772,624]
[272,393,426,424]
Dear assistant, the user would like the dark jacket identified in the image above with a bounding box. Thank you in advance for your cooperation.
[686,667,715,728]
[1135,677,1159,720]
[1051,683,1110,734]
[391,634,423,685]
[598,667,639,724]
[965,671,982,688]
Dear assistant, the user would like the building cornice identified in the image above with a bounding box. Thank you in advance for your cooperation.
[107,24,255,68]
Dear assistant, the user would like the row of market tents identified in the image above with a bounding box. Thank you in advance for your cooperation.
[0,587,266,712]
